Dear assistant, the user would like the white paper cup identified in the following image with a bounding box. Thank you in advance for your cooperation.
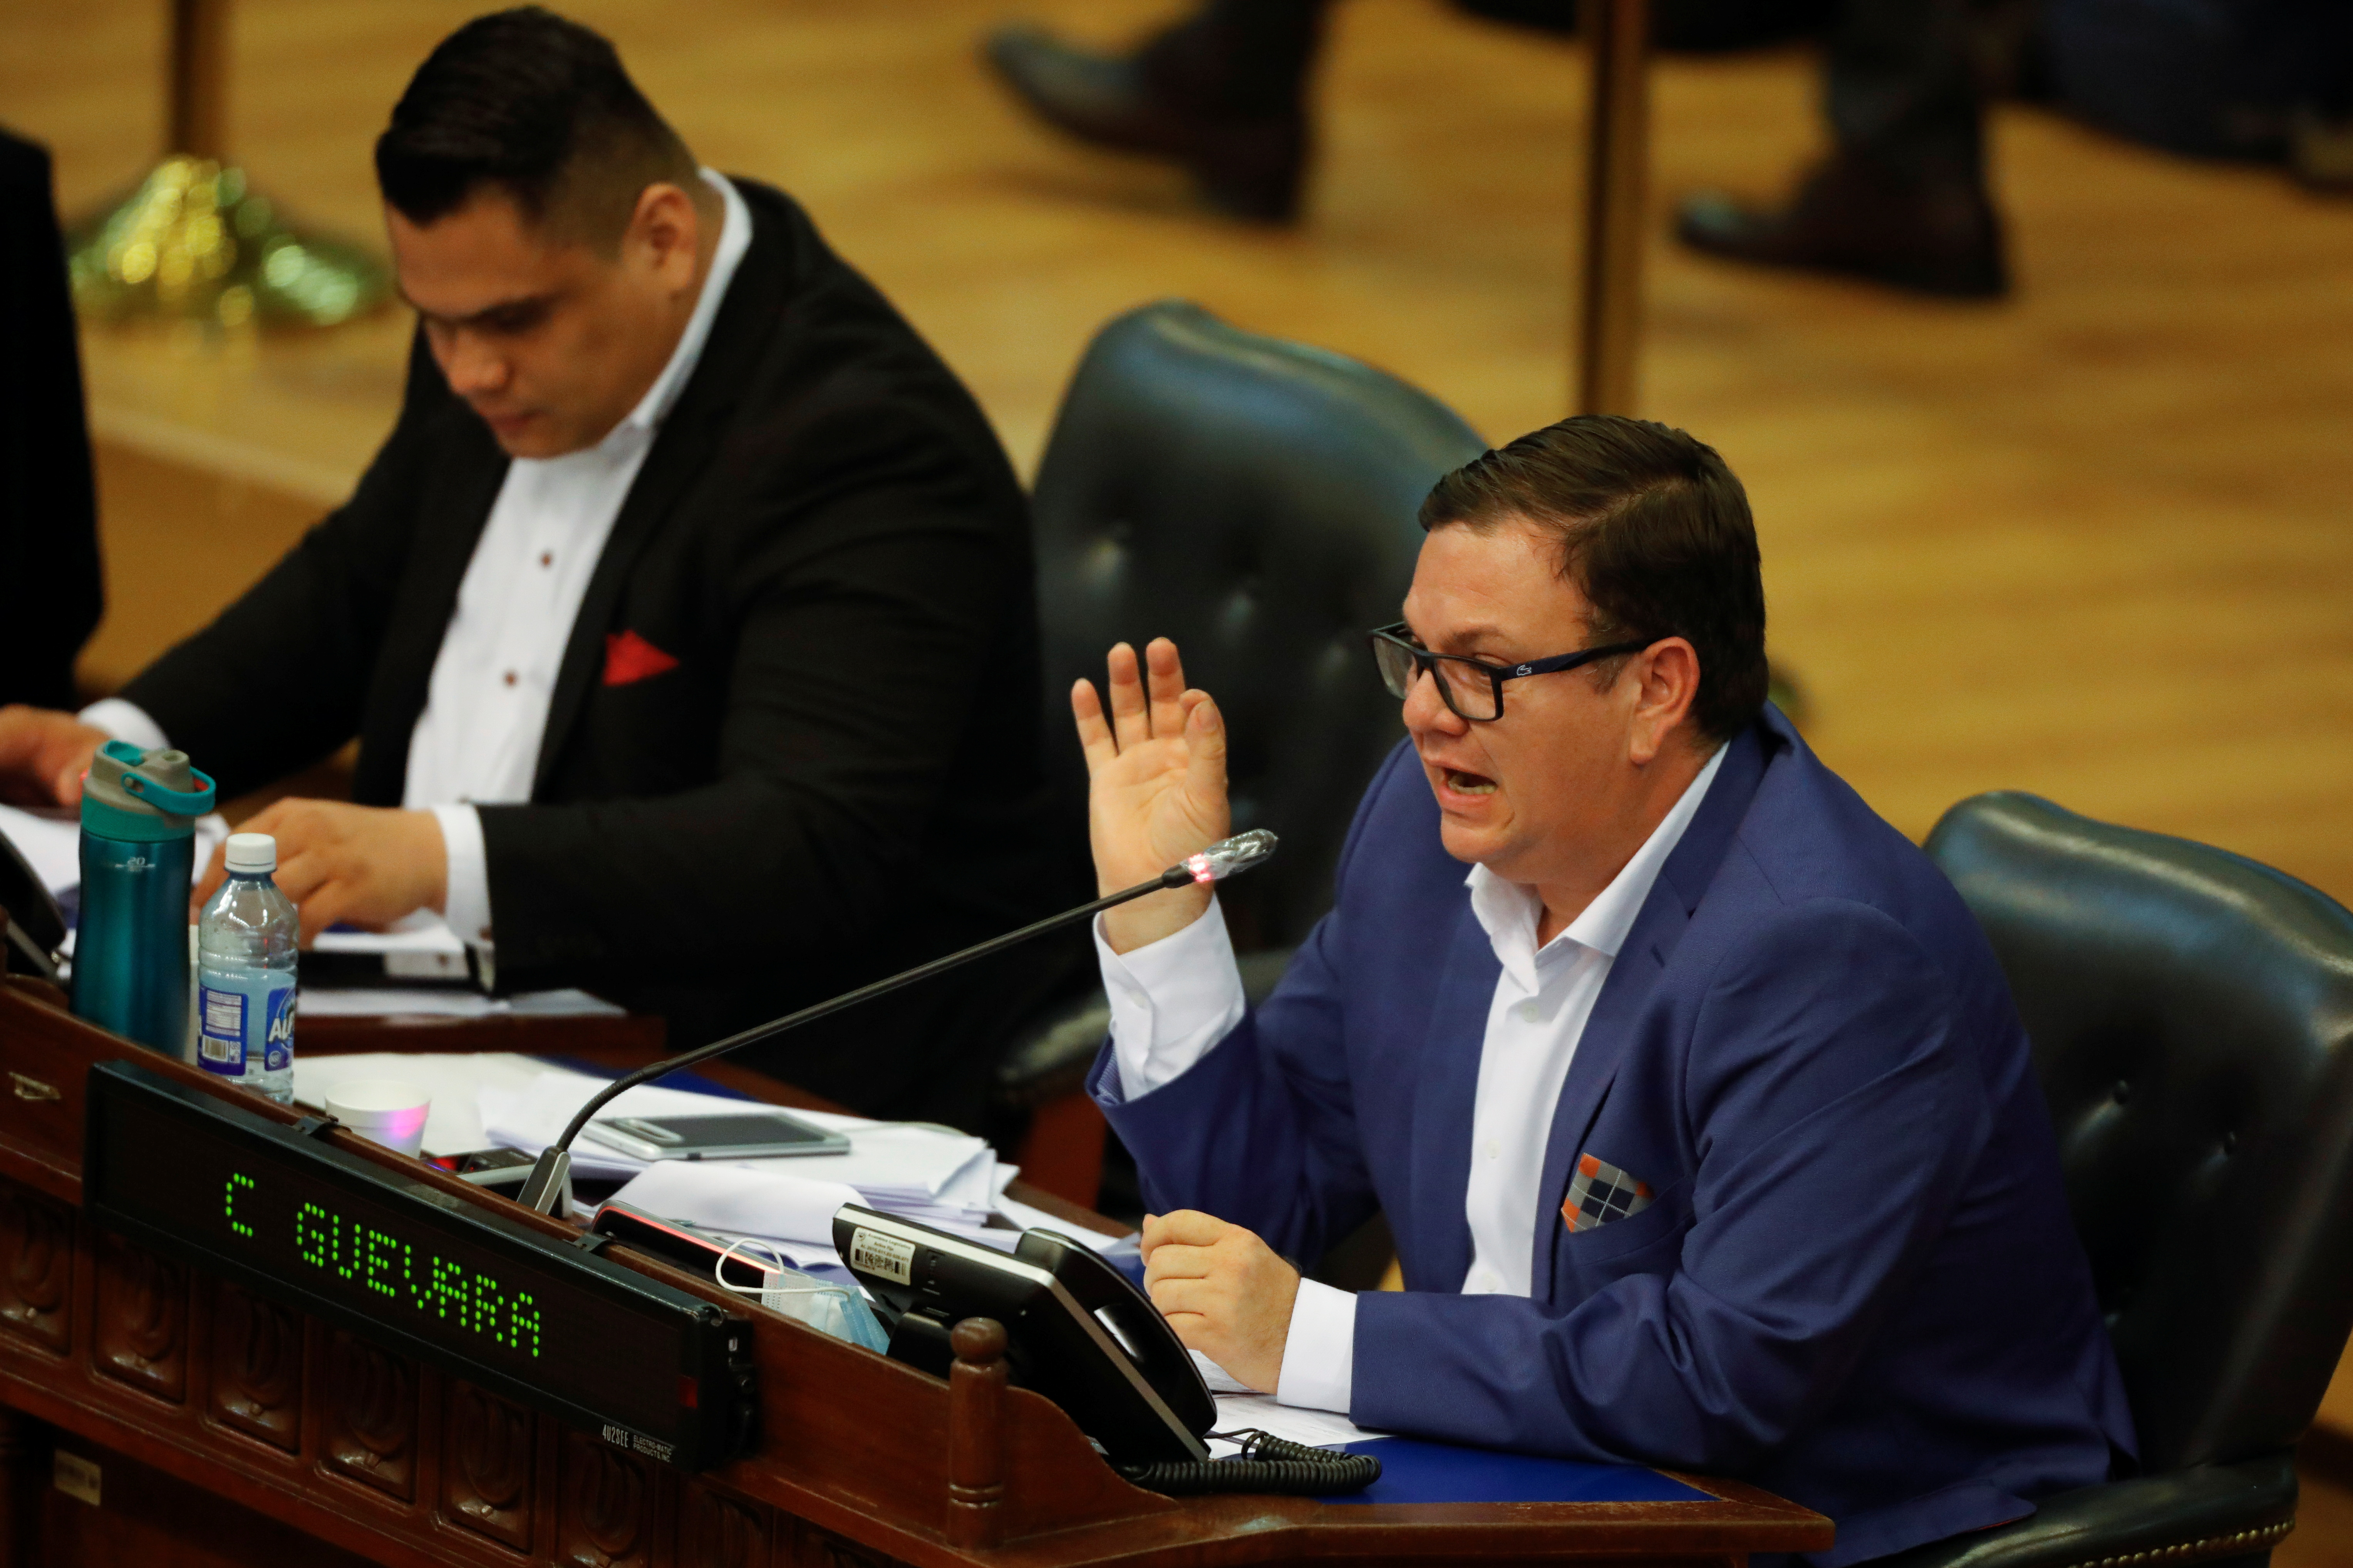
[324,1079,433,1158]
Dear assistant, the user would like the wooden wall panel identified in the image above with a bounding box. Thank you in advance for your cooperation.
[0,1188,74,1358]
[209,1282,301,1452]
[442,1380,535,1551]
[91,1236,186,1404]
[555,1425,659,1568]
[322,1330,418,1503]
[680,1482,770,1568]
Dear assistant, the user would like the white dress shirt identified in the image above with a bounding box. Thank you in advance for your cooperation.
[87,170,752,948]
[1096,743,1725,1416]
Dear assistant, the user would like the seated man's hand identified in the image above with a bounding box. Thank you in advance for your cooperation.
[0,705,108,807]
[1140,1209,1300,1393]
[193,799,447,941]
[1071,637,1231,954]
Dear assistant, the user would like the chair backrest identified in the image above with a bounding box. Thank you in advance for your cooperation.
[1030,302,1487,950]
[1925,792,2353,1473]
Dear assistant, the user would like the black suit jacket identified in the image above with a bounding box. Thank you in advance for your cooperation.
[1,127,102,710]
[124,179,1084,1126]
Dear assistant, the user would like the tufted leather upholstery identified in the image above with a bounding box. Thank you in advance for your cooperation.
[994,303,1487,1192]
[1887,791,2353,1567]
[1025,300,1487,952]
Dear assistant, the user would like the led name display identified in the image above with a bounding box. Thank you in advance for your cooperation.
[83,1060,754,1470]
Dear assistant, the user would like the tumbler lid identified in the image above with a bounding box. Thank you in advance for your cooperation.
[80,741,218,842]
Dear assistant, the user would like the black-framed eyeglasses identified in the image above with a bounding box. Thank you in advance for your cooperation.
[1367,622,1653,722]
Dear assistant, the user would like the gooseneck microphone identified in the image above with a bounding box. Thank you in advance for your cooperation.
[515,829,1279,1214]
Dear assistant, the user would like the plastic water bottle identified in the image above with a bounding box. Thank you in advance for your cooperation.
[196,833,298,1104]
[73,741,217,1052]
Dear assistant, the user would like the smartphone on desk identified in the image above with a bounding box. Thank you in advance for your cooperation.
[580,1109,850,1162]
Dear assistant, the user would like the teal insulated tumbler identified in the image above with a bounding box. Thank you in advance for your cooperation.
[72,741,218,1053]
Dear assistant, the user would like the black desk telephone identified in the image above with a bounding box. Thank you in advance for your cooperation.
[832,1205,1379,1494]
[834,1204,1215,1462]
[0,828,67,984]
[593,1197,1377,1492]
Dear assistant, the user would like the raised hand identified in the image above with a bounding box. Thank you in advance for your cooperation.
[1071,637,1230,954]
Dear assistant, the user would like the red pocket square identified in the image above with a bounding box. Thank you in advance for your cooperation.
[603,630,680,687]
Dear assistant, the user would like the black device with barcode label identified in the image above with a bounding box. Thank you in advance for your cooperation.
[831,1204,1213,1464]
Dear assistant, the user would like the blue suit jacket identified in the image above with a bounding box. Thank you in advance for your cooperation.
[1093,709,2134,1565]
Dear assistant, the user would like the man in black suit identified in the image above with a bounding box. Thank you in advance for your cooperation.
[0,127,103,714]
[0,8,1079,1125]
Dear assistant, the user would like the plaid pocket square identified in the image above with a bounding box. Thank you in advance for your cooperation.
[1562,1152,1654,1233]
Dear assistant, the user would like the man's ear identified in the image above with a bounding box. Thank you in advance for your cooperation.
[1626,637,1701,766]
[626,181,702,290]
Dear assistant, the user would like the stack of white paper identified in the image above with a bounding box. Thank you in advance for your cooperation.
[1207,1393,1383,1455]
[1,801,230,899]
[483,1066,1133,1259]
[0,804,80,895]
[287,1056,1136,1275]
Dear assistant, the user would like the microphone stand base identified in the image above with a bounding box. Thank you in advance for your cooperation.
[515,1147,573,1217]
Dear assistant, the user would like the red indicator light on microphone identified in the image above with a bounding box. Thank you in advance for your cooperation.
[678,1374,699,1408]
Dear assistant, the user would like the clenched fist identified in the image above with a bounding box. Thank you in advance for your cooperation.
[1140,1209,1300,1393]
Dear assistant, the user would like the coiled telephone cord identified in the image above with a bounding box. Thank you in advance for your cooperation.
[1115,1429,1382,1496]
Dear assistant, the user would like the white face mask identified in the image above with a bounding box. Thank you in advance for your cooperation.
[711,1234,888,1350]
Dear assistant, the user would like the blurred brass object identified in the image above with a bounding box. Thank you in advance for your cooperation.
[67,156,390,329]
[171,0,231,161]
[1575,0,1651,415]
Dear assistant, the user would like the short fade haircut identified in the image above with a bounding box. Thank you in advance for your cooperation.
[374,7,696,250]
[1418,415,1768,743]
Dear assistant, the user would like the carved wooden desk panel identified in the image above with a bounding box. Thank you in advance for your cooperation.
[0,981,1833,1568]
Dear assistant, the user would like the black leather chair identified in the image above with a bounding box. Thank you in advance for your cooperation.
[994,301,1487,1178]
[1896,791,2353,1568]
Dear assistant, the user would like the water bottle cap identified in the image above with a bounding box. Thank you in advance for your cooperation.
[225,833,277,874]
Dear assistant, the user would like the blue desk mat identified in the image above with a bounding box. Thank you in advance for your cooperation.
[1320,1438,1711,1506]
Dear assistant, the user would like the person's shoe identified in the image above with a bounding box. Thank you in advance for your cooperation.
[982,23,1308,223]
[1675,154,2010,299]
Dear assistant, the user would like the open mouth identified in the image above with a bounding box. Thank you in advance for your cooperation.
[1444,768,1497,796]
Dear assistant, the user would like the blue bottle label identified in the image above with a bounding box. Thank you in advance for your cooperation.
[198,976,295,1076]
[263,987,295,1071]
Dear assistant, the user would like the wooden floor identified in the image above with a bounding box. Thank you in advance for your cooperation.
[7,0,2353,1554]
[7,0,2350,906]
[2283,1468,2353,1568]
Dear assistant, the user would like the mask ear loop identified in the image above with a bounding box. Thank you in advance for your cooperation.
[713,1234,788,1300]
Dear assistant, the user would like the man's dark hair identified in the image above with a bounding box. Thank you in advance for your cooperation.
[374,8,695,248]
[1418,414,1768,743]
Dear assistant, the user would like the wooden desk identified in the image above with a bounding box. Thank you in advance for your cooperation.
[0,979,1832,1567]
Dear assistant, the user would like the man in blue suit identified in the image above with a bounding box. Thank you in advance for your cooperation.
[1069,415,2133,1565]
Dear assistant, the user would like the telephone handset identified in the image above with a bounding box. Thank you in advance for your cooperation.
[833,1204,1215,1463]
[0,827,67,984]
[834,1206,1381,1494]
[1017,1224,1218,1432]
